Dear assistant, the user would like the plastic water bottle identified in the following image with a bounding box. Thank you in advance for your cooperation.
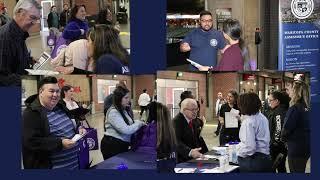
[219,155,228,172]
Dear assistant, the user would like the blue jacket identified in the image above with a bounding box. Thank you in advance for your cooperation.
[62,18,89,41]
[95,54,130,75]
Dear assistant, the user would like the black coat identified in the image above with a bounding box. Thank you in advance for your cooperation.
[268,104,288,146]
[281,103,310,157]
[173,113,208,163]
[22,94,75,169]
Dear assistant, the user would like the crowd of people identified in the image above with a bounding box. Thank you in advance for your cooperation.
[0,0,129,87]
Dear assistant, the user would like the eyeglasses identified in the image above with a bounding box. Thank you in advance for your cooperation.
[200,19,213,23]
[29,14,41,23]
[185,108,199,112]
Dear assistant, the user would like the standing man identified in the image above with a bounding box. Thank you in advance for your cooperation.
[59,3,70,30]
[173,98,208,163]
[214,92,225,136]
[138,89,151,117]
[0,0,41,86]
[47,5,59,29]
[180,10,226,71]
[22,76,86,169]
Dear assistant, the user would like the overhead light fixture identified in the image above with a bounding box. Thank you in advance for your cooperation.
[254,82,257,86]
[247,82,250,85]
[112,75,117,79]
[240,81,243,85]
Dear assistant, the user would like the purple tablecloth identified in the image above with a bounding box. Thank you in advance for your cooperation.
[93,151,156,169]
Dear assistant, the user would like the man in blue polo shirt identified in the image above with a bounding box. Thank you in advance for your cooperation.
[180,10,226,71]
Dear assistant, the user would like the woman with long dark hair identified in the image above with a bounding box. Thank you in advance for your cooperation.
[87,25,129,74]
[157,102,177,173]
[100,86,144,160]
[218,90,240,145]
[282,81,310,172]
[62,5,89,43]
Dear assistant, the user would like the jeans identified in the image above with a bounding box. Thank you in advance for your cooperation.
[238,152,273,172]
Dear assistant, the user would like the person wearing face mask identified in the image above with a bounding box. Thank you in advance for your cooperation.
[22,76,86,169]
[101,86,145,160]
[0,0,41,86]
[180,10,226,71]
[62,5,89,43]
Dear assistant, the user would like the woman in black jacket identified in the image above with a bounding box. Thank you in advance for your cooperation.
[281,81,310,173]
[268,91,290,172]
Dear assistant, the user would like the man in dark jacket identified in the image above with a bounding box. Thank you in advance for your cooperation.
[268,91,290,172]
[173,98,208,163]
[22,76,85,169]
[59,3,70,29]
[47,5,59,29]
[0,0,41,86]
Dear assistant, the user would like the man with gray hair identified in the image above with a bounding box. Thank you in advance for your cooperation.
[173,98,208,163]
[0,0,41,86]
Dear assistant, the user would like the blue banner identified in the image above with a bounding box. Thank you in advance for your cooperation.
[279,0,320,103]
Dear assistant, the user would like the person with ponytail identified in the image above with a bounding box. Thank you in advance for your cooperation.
[281,81,310,172]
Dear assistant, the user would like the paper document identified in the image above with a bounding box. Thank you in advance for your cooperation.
[25,69,59,75]
[186,58,203,69]
[225,112,238,128]
[174,168,197,173]
[71,133,86,142]
[33,52,54,70]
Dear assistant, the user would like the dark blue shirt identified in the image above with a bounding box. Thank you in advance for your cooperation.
[0,20,31,86]
[95,54,130,75]
[62,18,89,42]
[182,28,226,70]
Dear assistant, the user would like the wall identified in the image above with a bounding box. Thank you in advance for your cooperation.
[133,75,156,107]
[91,75,132,114]
[157,71,207,118]
[211,72,239,119]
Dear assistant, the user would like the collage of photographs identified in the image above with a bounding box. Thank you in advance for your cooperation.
[0,0,318,174]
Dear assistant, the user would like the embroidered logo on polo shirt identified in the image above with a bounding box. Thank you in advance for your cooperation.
[210,39,218,47]
[291,0,314,19]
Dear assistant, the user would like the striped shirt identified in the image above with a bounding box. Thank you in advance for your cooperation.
[47,107,79,169]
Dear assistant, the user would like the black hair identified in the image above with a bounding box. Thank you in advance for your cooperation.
[179,91,194,107]
[270,91,290,109]
[143,89,147,93]
[38,76,58,89]
[223,19,241,40]
[97,8,112,25]
[112,86,131,125]
[199,10,212,18]
[146,101,157,123]
[238,92,261,115]
[61,85,73,99]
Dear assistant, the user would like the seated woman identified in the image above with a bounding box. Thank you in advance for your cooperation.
[237,92,272,172]
[87,25,130,74]
[101,86,144,160]
[156,102,177,173]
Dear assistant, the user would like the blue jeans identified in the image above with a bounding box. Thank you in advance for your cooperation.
[238,152,273,172]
